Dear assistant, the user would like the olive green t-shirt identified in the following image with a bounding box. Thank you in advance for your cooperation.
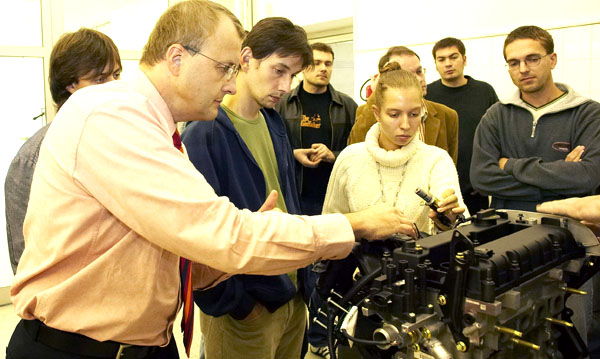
[222,105,288,213]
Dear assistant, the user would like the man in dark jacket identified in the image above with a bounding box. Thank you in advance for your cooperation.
[182,17,313,359]
[276,42,358,216]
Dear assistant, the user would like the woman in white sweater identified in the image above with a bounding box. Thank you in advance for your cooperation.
[323,63,467,235]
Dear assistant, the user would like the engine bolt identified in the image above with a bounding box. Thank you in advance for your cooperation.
[456,341,467,352]
[437,295,447,306]
[510,338,540,351]
[495,325,523,337]
[560,286,587,295]
[545,317,574,328]
[411,343,420,352]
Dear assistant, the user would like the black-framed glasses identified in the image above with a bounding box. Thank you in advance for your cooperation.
[506,53,551,71]
[183,45,239,81]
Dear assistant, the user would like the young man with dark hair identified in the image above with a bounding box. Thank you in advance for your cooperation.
[426,37,498,215]
[5,27,122,274]
[182,17,313,359]
[310,42,334,59]
[276,42,358,216]
[49,28,122,109]
[347,46,459,164]
[471,25,600,211]
[431,37,466,63]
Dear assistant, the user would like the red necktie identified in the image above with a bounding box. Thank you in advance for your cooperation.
[172,129,193,357]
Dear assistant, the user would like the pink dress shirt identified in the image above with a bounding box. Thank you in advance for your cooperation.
[10,69,354,346]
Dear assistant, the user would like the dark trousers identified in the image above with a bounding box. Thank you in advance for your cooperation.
[307,288,328,347]
[6,320,179,359]
[300,265,328,348]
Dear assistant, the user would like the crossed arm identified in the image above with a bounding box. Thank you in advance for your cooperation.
[498,145,584,169]
[471,109,600,200]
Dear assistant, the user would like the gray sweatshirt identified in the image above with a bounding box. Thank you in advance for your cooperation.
[470,83,600,211]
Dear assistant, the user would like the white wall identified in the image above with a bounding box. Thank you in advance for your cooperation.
[329,41,355,99]
[353,0,600,103]
[253,0,352,26]
[62,0,168,52]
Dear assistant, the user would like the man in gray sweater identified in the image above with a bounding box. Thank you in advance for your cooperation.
[470,25,600,212]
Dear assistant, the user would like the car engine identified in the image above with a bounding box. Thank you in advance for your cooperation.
[313,209,600,359]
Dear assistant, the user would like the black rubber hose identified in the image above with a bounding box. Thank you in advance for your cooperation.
[339,265,383,307]
[342,329,389,346]
[328,309,337,359]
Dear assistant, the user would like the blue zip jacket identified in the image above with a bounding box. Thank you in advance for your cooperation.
[182,107,307,319]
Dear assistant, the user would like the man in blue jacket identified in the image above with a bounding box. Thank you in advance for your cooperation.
[181,17,313,359]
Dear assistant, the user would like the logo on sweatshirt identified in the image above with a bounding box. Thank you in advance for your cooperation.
[301,114,321,129]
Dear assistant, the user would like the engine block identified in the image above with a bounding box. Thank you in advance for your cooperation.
[314,209,599,359]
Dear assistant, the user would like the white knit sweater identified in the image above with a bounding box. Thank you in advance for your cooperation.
[323,123,467,234]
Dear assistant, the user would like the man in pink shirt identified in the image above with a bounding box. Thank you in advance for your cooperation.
[6,1,417,359]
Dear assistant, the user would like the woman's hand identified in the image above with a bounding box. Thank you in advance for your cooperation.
[428,188,466,230]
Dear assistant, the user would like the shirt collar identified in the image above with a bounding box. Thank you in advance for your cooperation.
[132,67,176,136]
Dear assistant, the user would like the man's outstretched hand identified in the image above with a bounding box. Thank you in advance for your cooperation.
[344,204,417,240]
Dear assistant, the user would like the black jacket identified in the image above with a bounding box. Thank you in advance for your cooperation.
[276,82,358,194]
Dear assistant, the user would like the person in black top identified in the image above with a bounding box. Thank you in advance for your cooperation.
[276,42,358,216]
[426,37,498,215]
